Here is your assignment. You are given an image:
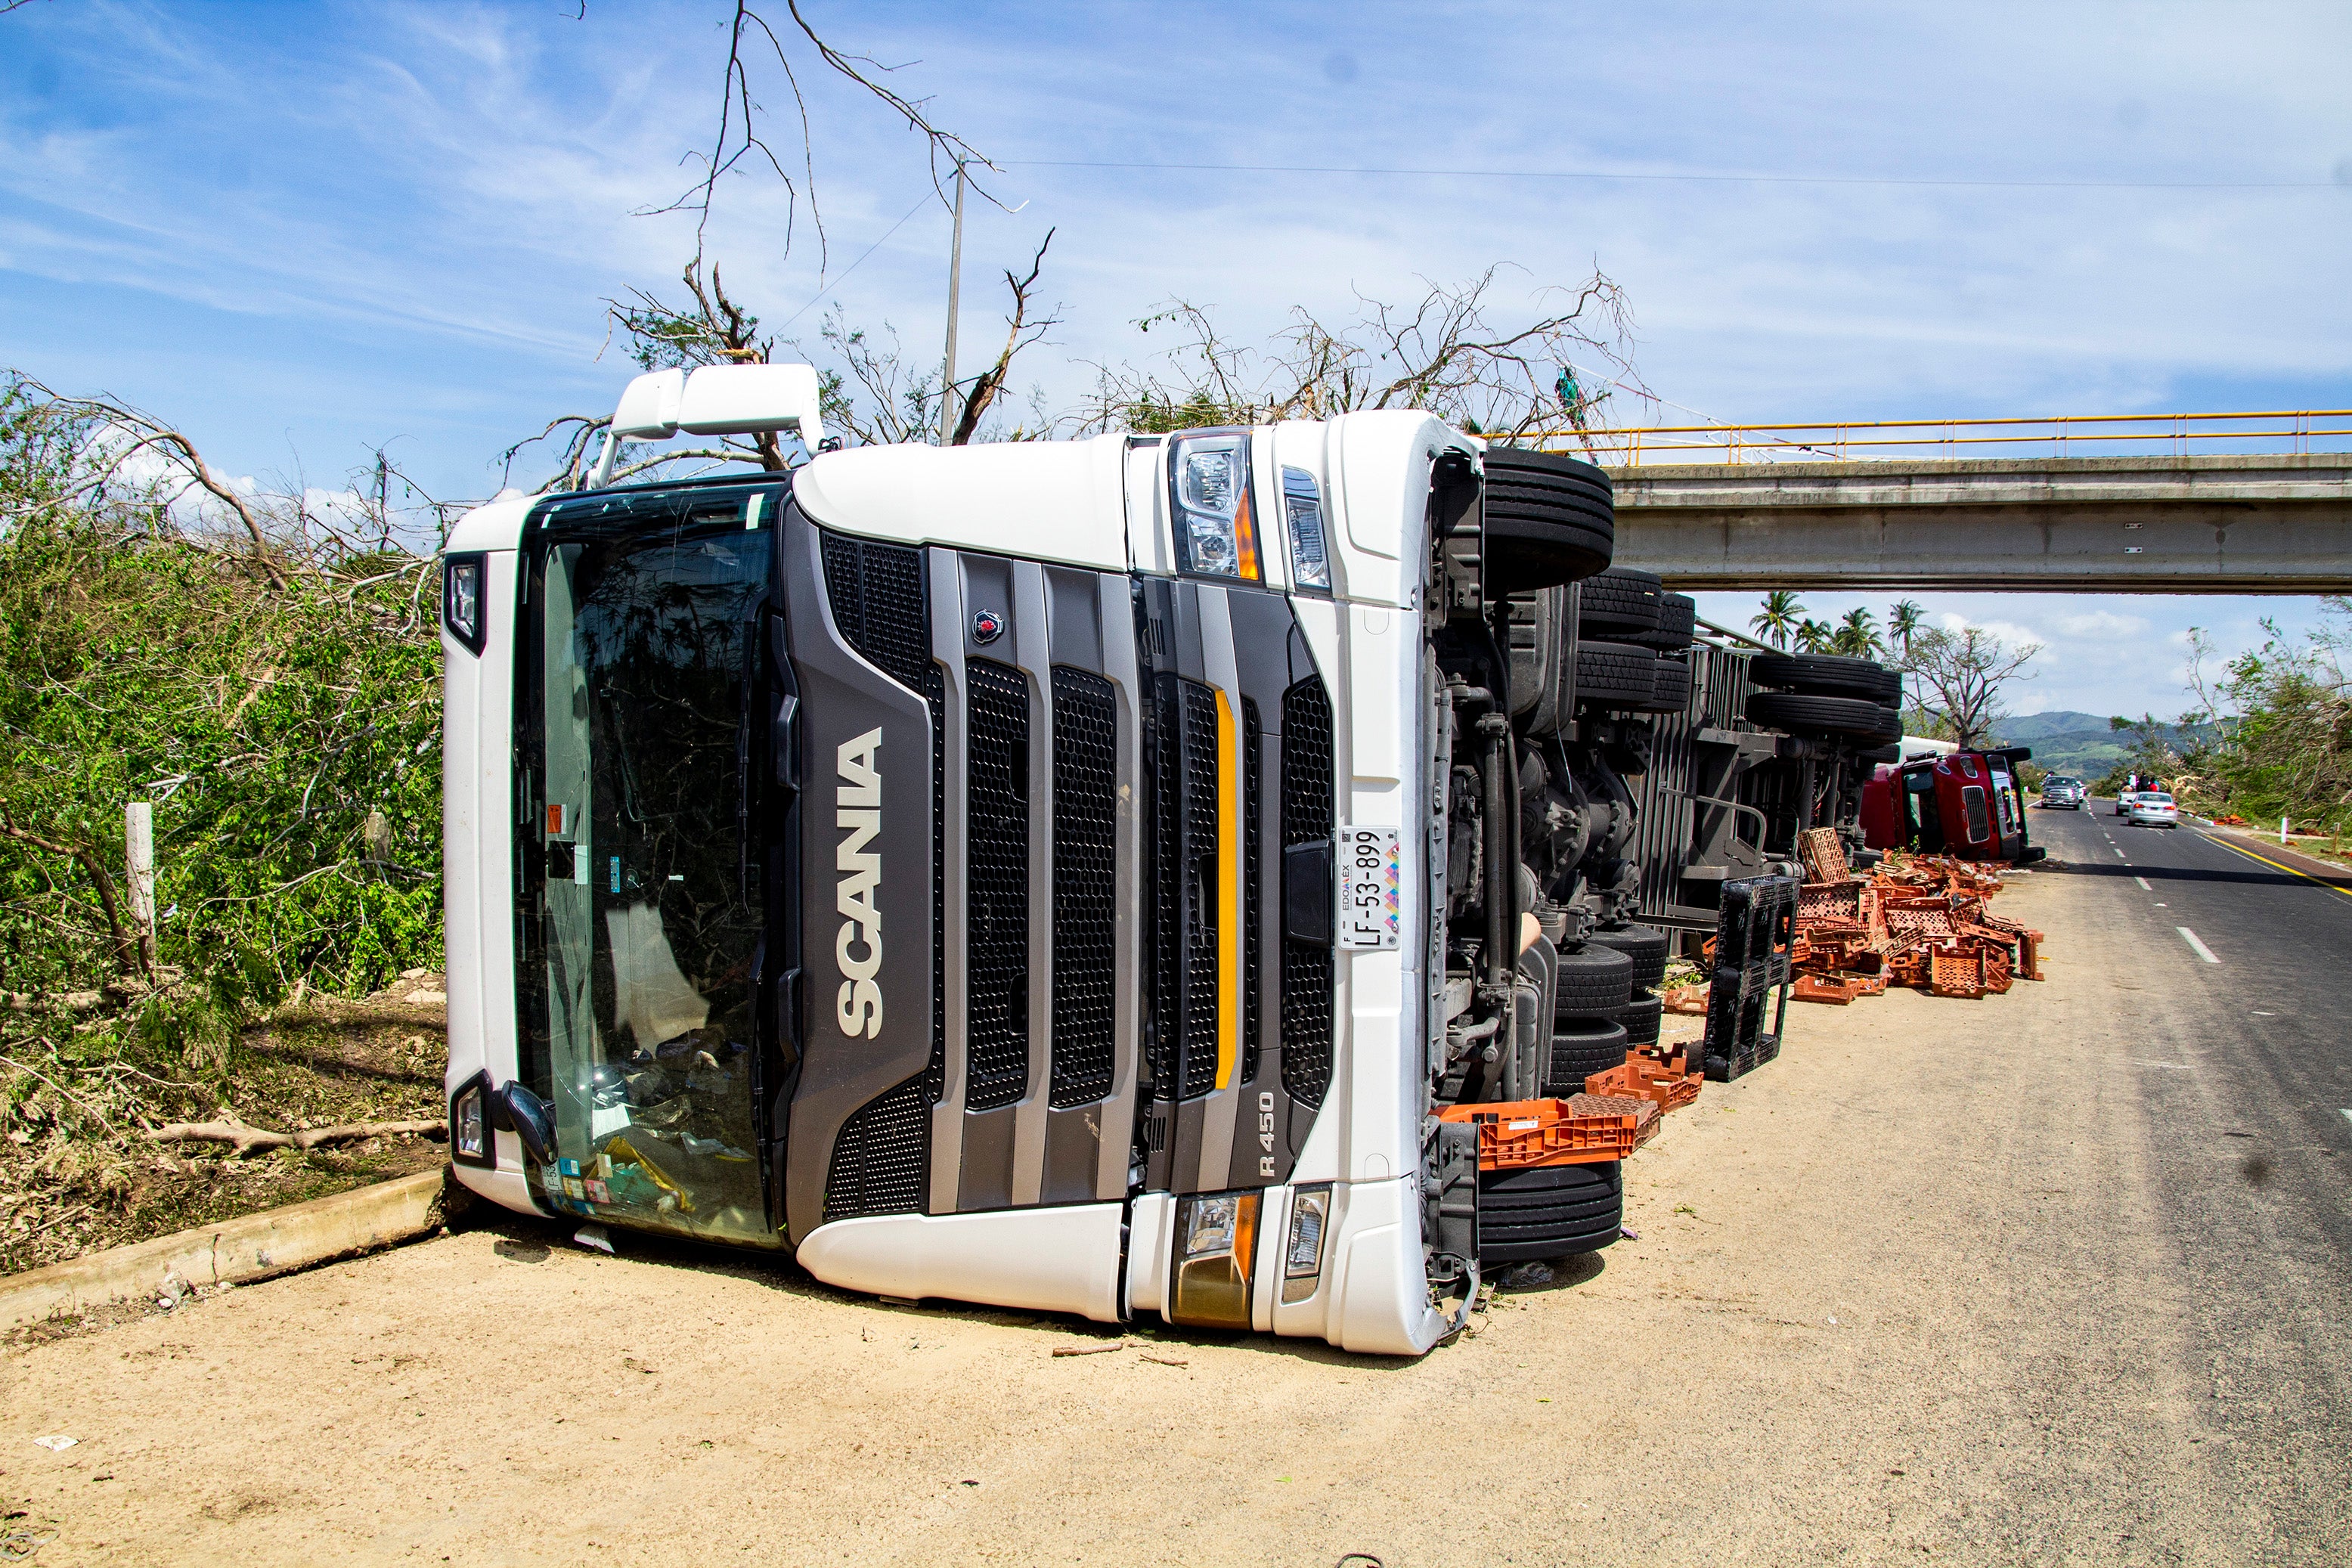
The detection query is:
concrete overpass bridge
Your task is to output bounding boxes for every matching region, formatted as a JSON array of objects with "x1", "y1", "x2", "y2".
[{"x1": 1551, "y1": 411, "x2": 2352, "y2": 593}]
